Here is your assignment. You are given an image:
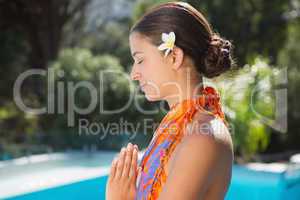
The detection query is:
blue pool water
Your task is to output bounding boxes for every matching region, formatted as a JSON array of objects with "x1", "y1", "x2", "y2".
[
  {"x1": 5, "y1": 176, "x2": 108, "y2": 200},
  {"x1": 225, "y1": 165, "x2": 300, "y2": 200},
  {"x1": 5, "y1": 165, "x2": 300, "y2": 200}
]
